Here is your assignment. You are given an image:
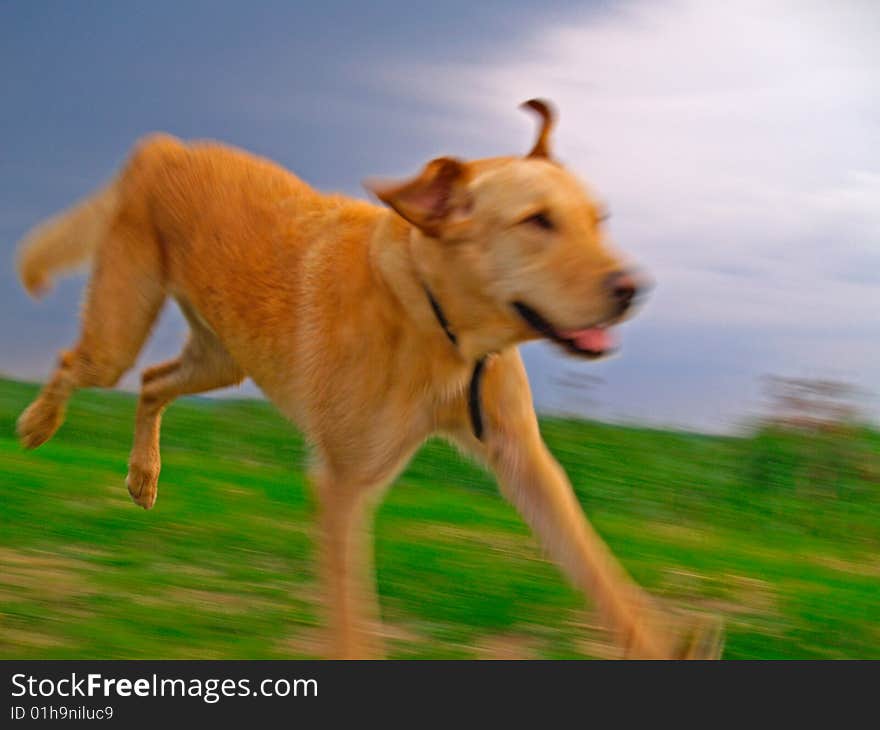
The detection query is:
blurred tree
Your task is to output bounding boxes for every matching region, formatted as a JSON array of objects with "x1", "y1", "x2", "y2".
[
  {"x1": 748, "y1": 375, "x2": 878, "y2": 501},
  {"x1": 760, "y1": 376, "x2": 862, "y2": 433}
]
